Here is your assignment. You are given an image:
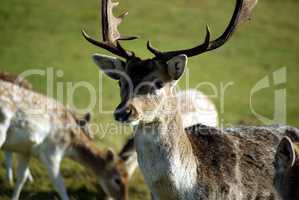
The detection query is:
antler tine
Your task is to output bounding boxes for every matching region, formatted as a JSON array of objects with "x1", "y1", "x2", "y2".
[
  {"x1": 82, "y1": 30, "x2": 132, "y2": 59},
  {"x1": 83, "y1": 0, "x2": 139, "y2": 60},
  {"x1": 102, "y1": 0, "x2": 138, "y2": 43},
  {"x1": 148, "y1": 0, "x2": 257, "y2": 60}
]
